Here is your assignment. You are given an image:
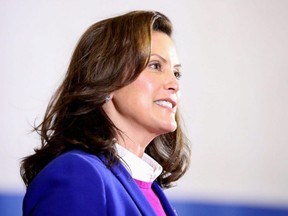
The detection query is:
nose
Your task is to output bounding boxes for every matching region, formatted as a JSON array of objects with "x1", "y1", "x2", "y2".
[{"x1": 164, "y1": 71, "x2": 180, "y2": 93}]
